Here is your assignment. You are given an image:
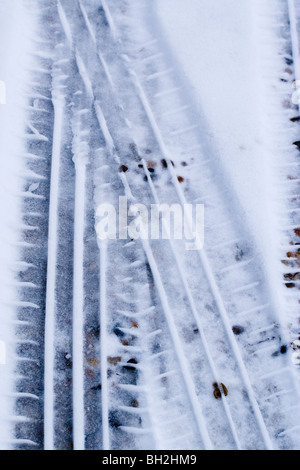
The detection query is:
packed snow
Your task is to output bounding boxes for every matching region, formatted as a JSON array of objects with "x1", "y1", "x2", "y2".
[
  {"x1": 0, "y1": 0, "x2": 37, "y2": 449},
  {"x1": 0, "y1": 0, "x2": 300, "y2": 450}
]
